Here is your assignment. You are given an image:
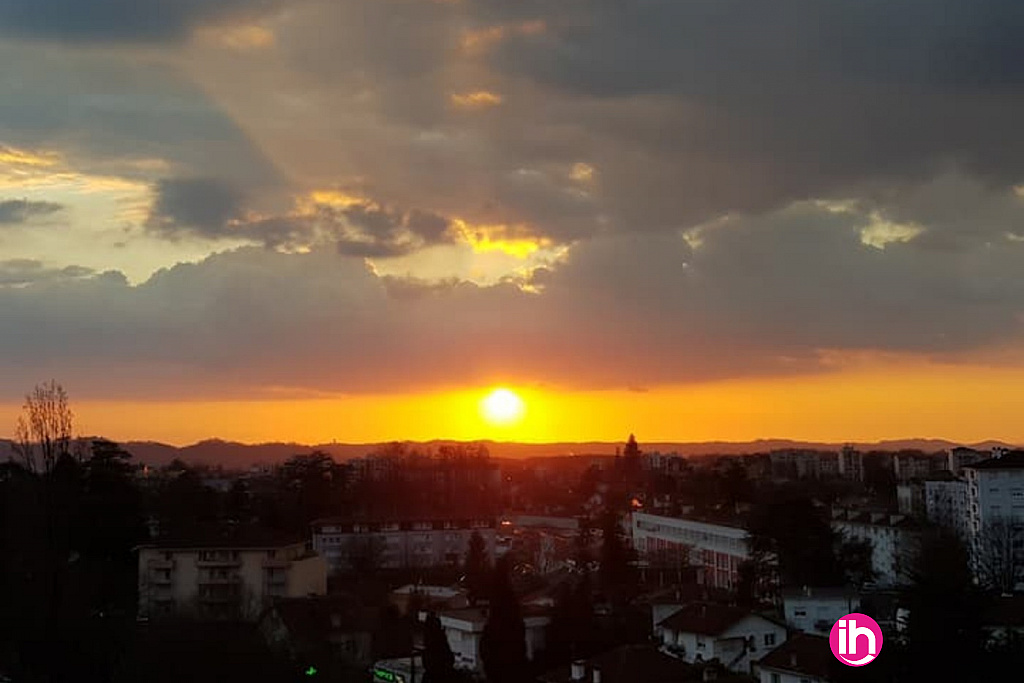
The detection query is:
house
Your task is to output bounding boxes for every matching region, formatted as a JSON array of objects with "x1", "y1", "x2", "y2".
[
  {"x1": 658, "y1": 602, "x2": 787, "y2": 673},
  {"x1": 756, "y1": 634, "x2": 833, "y2": 683},
  {"x1": 259, "y1": 595, "x2": 380, "y2": 672},
  {"x1": 438, "y1": 605, "x2": 550, "y2": 673},
  {"x1": 388, "y1": 584, "x2": 468, "y2": 616},
  {"x1": 137, "y1": 531, "x2": 327, "y2": 621},
  {"x1": 781, "y1": 587, "x2": 859, "y2": 636},
  {"x1": 538, "y1": 645, "x2": 695, "y2": 683}
]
